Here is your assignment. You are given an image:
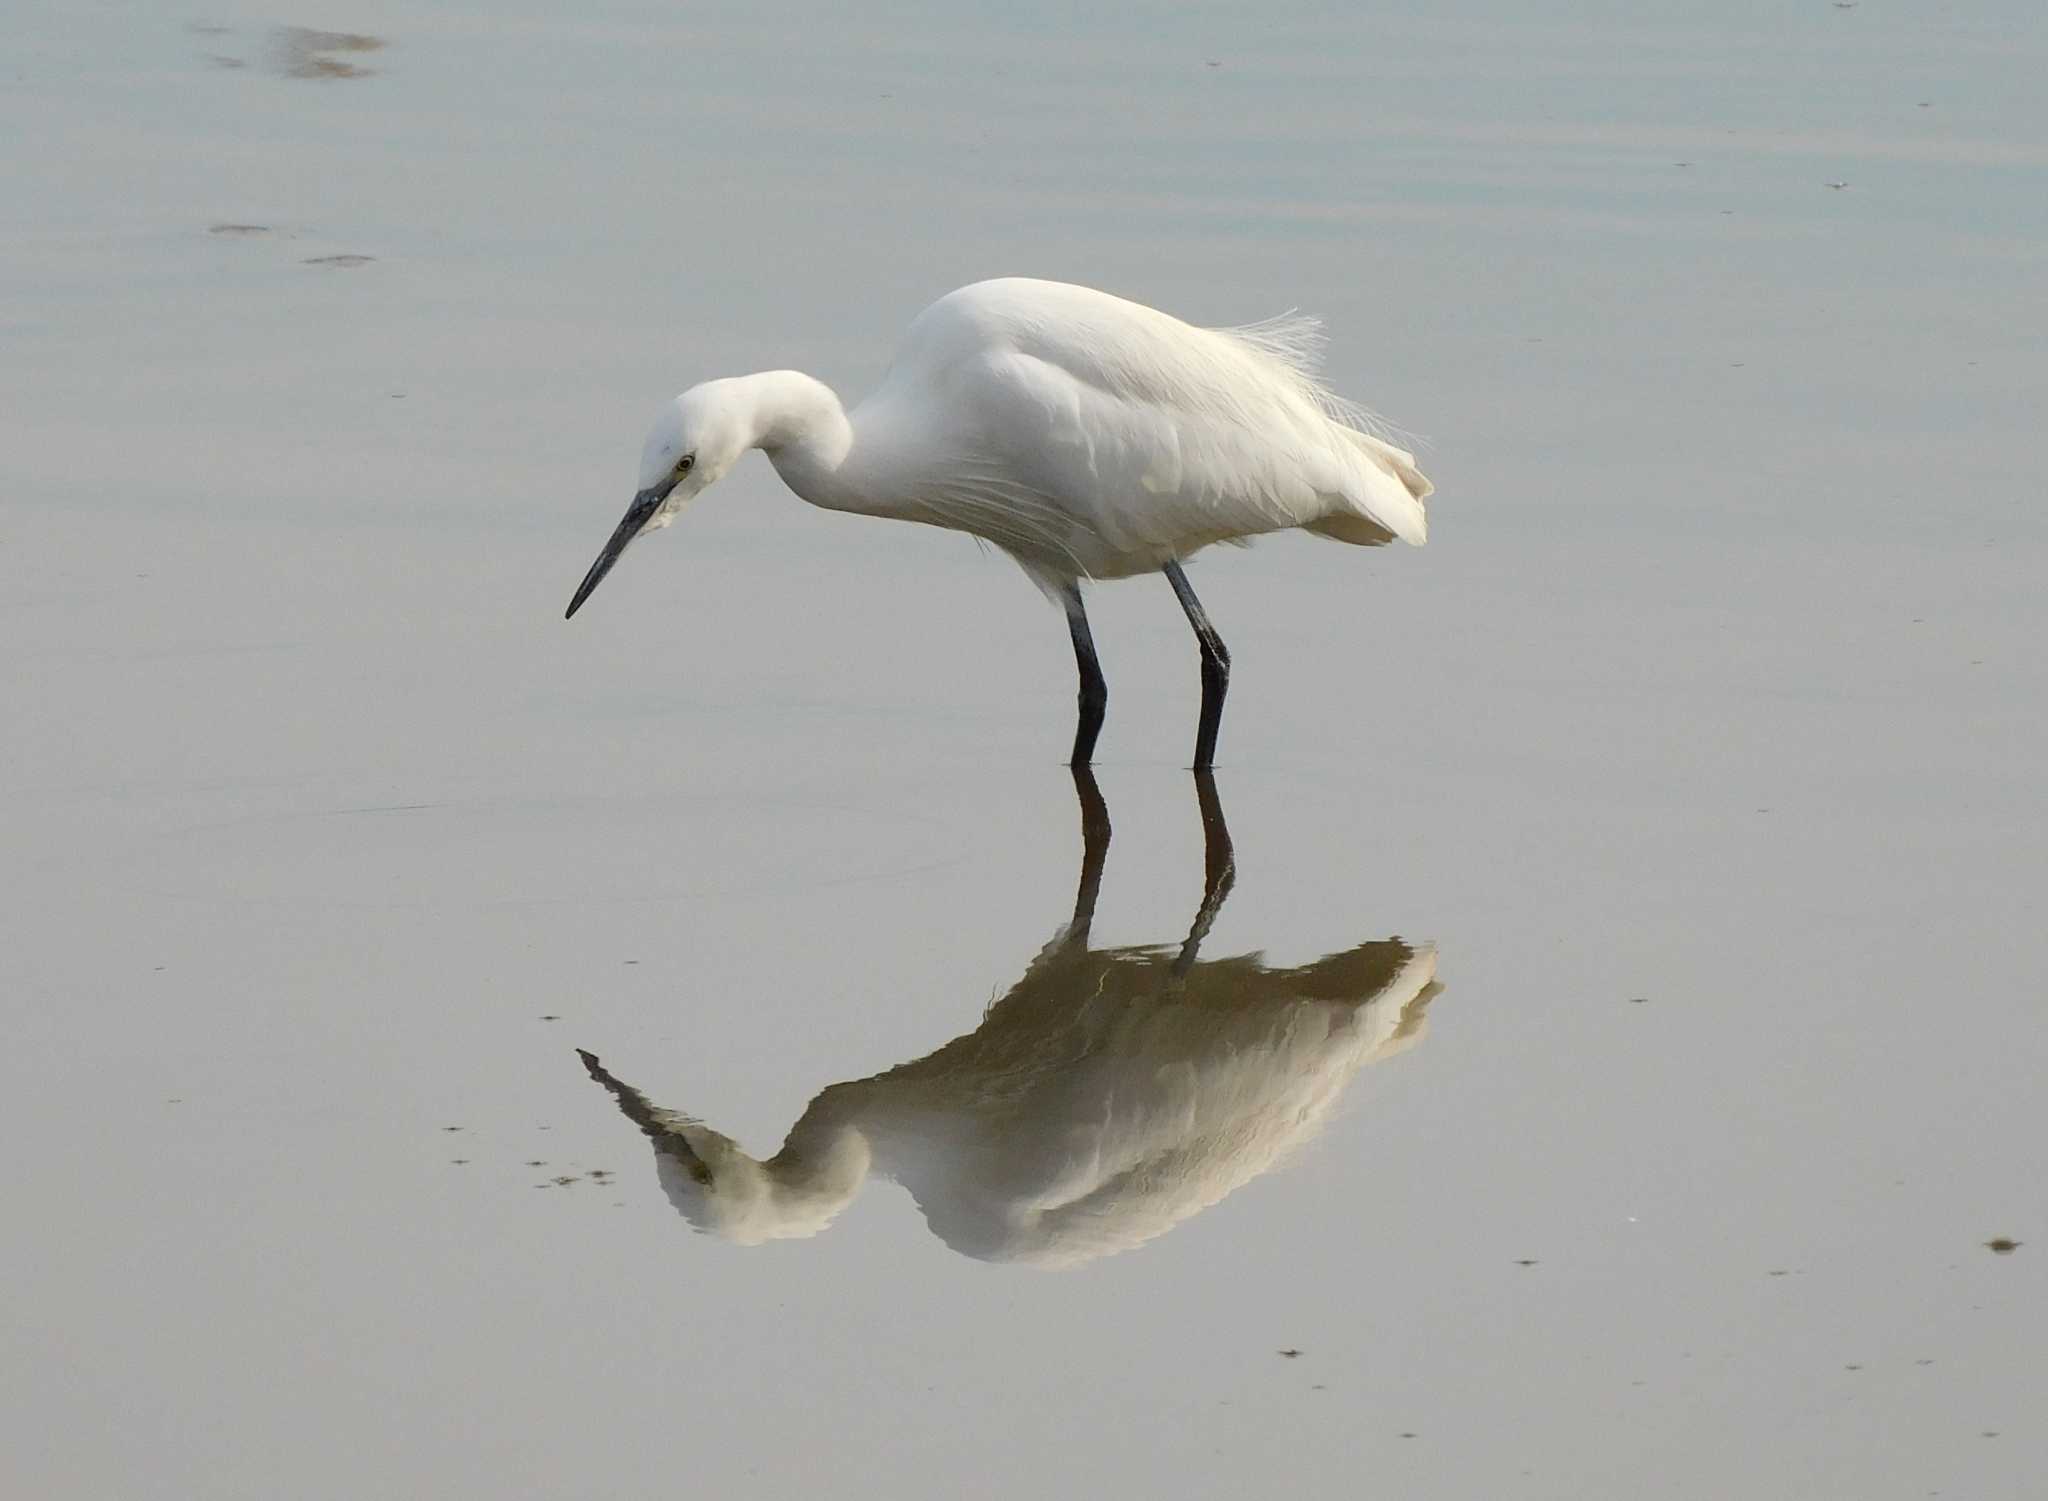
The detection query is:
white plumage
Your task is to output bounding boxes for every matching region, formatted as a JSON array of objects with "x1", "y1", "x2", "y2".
[
  {"x1": 567, "y1": 277, "x2": 1434, "y2": 766},
  {"x1": 825, "y1": 278, "x2": 1433, "y2": 581}
]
